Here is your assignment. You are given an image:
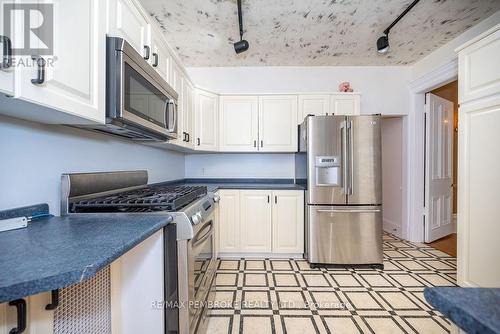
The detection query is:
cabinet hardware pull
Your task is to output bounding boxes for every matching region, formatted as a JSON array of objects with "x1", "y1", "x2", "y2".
[
  {"x1": 8, "y1": 298, "x2": 26, "y2": 334},
  {"x1": 143, "y1": 45, "x2": 150, "y2": 60},
  {"x1": 253, "y1": 140, "x2": 256, "y2": 148},
  {"x1": 31, "y1": 56, "x2": 46, "y2": 85},
  {"x1": 1, "y1": 35, "x2": 12, "y2": 69},
  {"x1": 267, "y1": 195, "x2": 270, "y2": 203},
  {"x1": 186, "y1": 133, "x2": 190, "y2": 142},
  {"x1": 275, "y1": 196, "x2": 277, "y2": 204},
  {"x1": 45, "y1": 289, "x2": 59, "y2": 310},
  {"x1": 197, "y1": 138, "x2": 200, "y2": 146},
  {"x1": 260, "y1": 140, "x2": 263, "y2": 147},
  {"x1": 152, "y1": 52, "x2": 159, "y2": 67},
  {"x1": 182, "y1": 132, "x2": 186, "y2": 142}
]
